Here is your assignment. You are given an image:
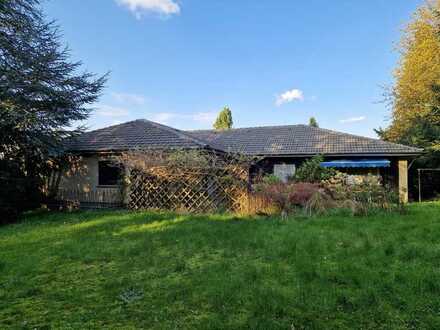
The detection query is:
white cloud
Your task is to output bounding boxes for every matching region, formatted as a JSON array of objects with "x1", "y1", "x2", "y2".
[
  {"x1": 276, "y1": 89, "x2": 304, "y2": 106},
  {"x1": 112, "y1": 92, "x2": 146, "y2": 105},
  {"x1": 116, "y1": 0, "x2": 180, "y2": 18},
  {"x1": 191, "y1": 112, "x2": 217, "y2": 124},
  {"x1": 339, "y1": 116, "x2": 366, "y2": 124},
  {"x1": 96, "y1": 105, "x2": 130, "y2": 117}
]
